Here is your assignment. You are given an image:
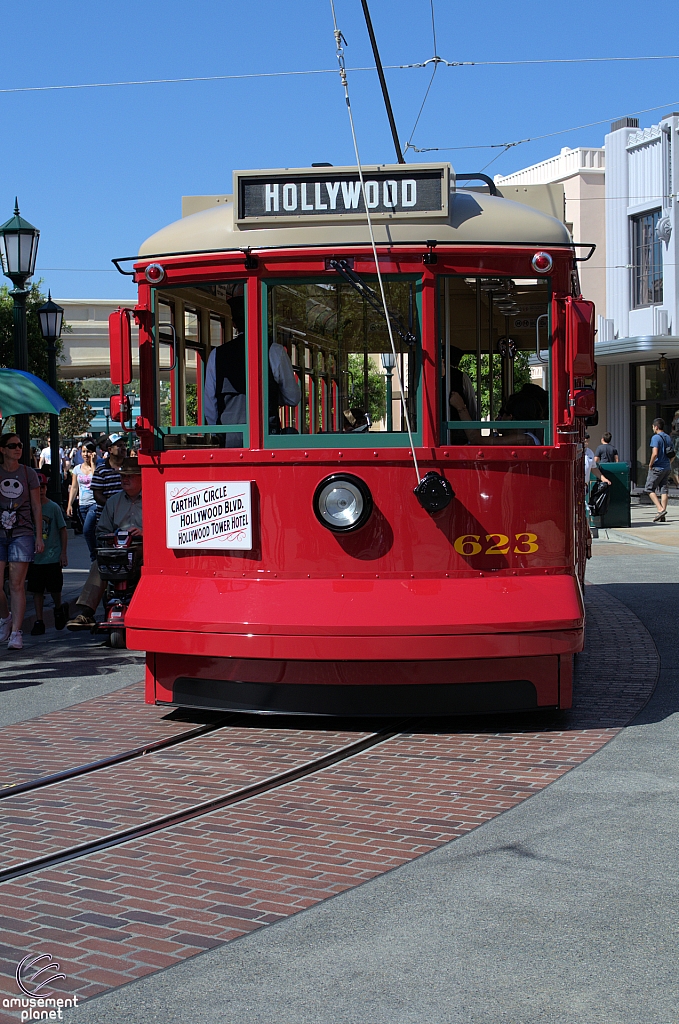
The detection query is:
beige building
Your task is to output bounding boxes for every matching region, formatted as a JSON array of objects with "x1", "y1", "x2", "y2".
[
  {"x1": 56, "y1": 299, "x2": 138, "y2": 379},
  {"x1": 495, "y1": 147, "x2": 608, "y2": 434}
]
